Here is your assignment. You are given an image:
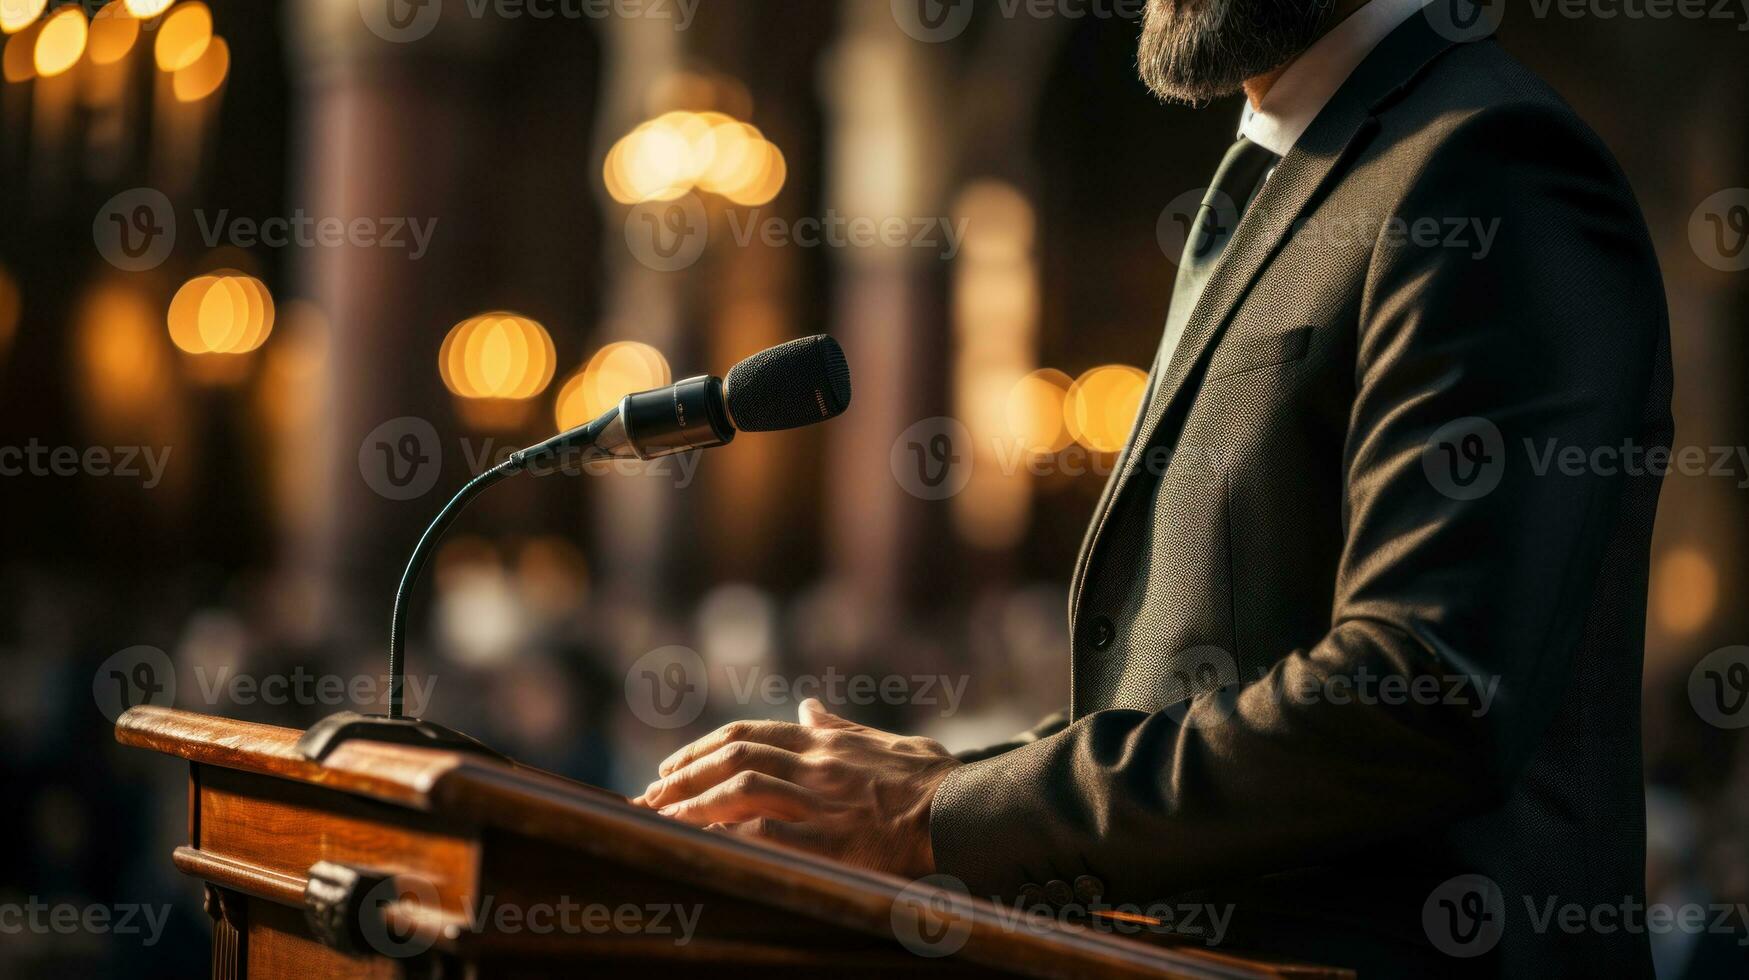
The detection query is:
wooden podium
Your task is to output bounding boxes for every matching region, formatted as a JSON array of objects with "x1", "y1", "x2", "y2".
[{"x1": 117, "y1": 706, "x2": 1349, "y2": 979}]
